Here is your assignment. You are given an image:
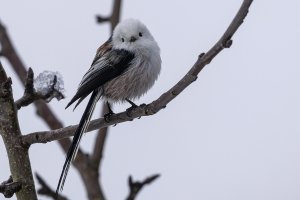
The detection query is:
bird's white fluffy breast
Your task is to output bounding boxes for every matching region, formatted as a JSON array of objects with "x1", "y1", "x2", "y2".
[{"x1": 102, "y1": 43, "x2": 161, "y2": 103}]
